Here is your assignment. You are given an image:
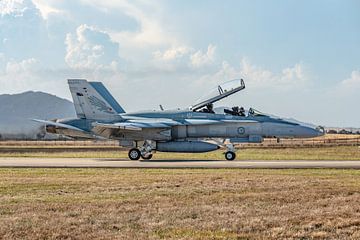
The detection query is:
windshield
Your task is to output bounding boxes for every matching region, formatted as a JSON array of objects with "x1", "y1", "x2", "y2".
[{"x1": 248, "y1": 108, "x2": 267, "y2": 117}]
